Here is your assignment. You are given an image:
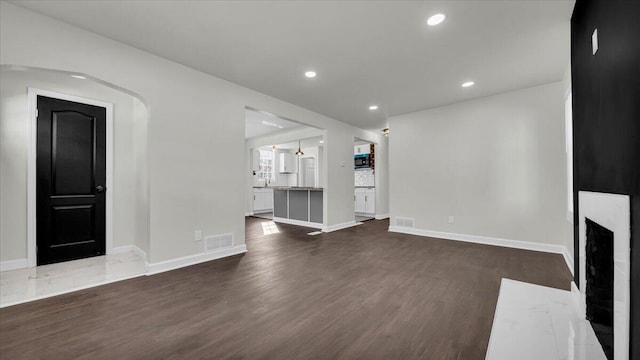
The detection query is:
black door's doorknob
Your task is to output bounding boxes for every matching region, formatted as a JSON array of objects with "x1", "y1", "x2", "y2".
[{"x1": 96, "y1": 185, "x2": 105, "y2": 193}]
